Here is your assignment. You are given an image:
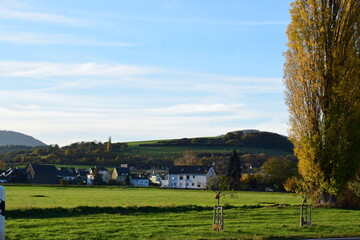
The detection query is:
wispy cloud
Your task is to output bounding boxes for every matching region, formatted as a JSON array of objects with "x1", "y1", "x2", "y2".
[
  {"x1": 0, "y1": 61, "x2": 162, "y2": 78},
  {"x1": 0, "y1": 31, "x2": 139, "y2": 46},
  {"x1": 0, "y1": 7, "x2": 87, "y2": 26},
  {"x1": 0, "y1": 1, "x2": 290, "y2": 146},
  {"x1": 0, "y1": 60, "x2": 284, "y2": 105},
  {"x1": 0, "y1": 101, "x2": 287, "y2": 146},
  {"x1": 0, "y1": 60, "x2": 284, "y2": 102},
  {"x1": 0, "y1": 60, "x2": 288, "y2": 145}
]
